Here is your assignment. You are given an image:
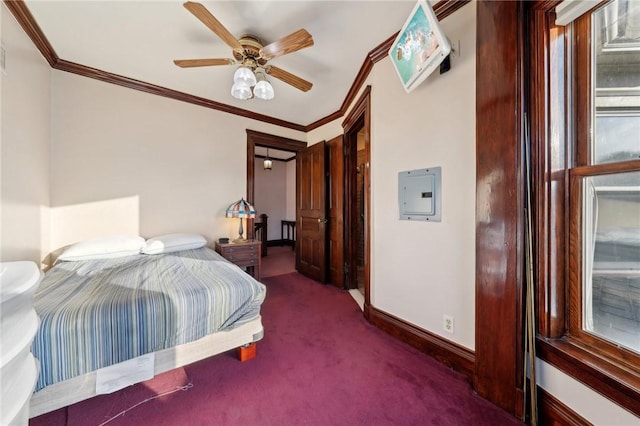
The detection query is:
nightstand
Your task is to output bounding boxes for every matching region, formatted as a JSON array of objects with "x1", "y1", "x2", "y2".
[{"x1": 214, "y1": 240, "x2": 261, "y2": 280}]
